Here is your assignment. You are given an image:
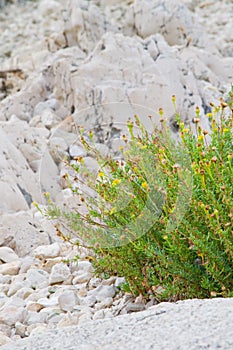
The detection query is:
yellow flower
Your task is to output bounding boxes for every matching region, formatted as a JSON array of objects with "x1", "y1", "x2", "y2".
[
  {"x1": 112, "y1": 179, "x2": 121, "y2": 186},
  {"x1": 141, "y1": 181, "x2": 149, "y2": 191},
  {"x1": 197, "y1": 134, "x2": 204, "y2": 141},
  {"x1": 182, "y1": 128, "x2": 189, "y2": 133},
  {"x1": 110, "y1": 207, "x2": 116, "y2": 215},
  {"x1": 98, "y1": 172, "x2": 105, "y2": 178}
]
